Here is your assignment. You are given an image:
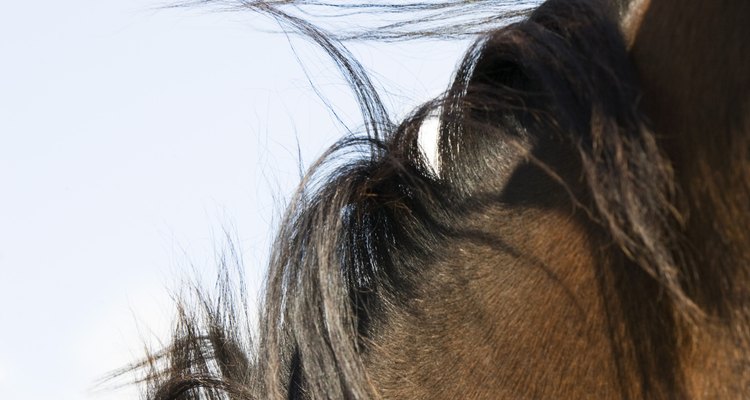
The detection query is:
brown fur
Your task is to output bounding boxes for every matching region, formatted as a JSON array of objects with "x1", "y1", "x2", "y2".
[{"x1": 626, "y1": 0, "x2": 750, "y2": 396}]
